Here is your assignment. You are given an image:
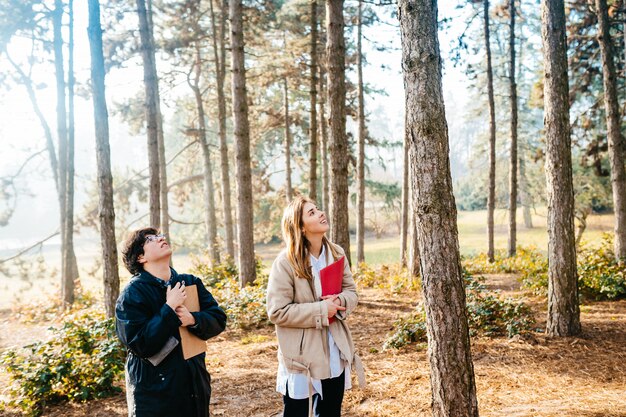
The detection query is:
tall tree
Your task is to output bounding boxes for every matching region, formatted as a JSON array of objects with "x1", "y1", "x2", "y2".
[
  {"x1": 541, "y1": 0, "x2": 581, "y2": 336},
  {"x1": 210, "y1": 0, "x2": 235, "y2": 259},
  {"x1": 508, "y1": 0, "x2": 518, "y2": 257},
  {"x1": 326, "y1": 0, "x2": 351, "y2": 263},
  {"x1": 309, "y1": 0, "x2": 319, "y2": 201},
  {"x1": 284, "y1": 76, "x2": 294, "y2": 201},
  {"x1": 484, "y1": 0, "x2": 497, "y2": 262},
  {"x1": 66, "y1": 0, "x2": 77, "y2": 285},
  {"x1": 399, "y1": 0, "x2": 479, "y2": 415},
  {"x1": 596, "y1": 0, "x2": 626, "y2": 261},
  {"x1": 356, "y1": 0, "x2": 366, "y2": 264},
  {"x1": 319, "y1": 64, "x2": 330, "y2": 213},
  {"x1": 136, "y1": 0, "x2": 161, "y2": 229},
  {"x1": 87, "y1": 0, "x2": 120, "y2": 318},
  {"x1": 230, "y1": 0, "x2": 257, "y2": 286},
  {"x1": 400, "y1": 135, "x2": 409, "y2": 267}
]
